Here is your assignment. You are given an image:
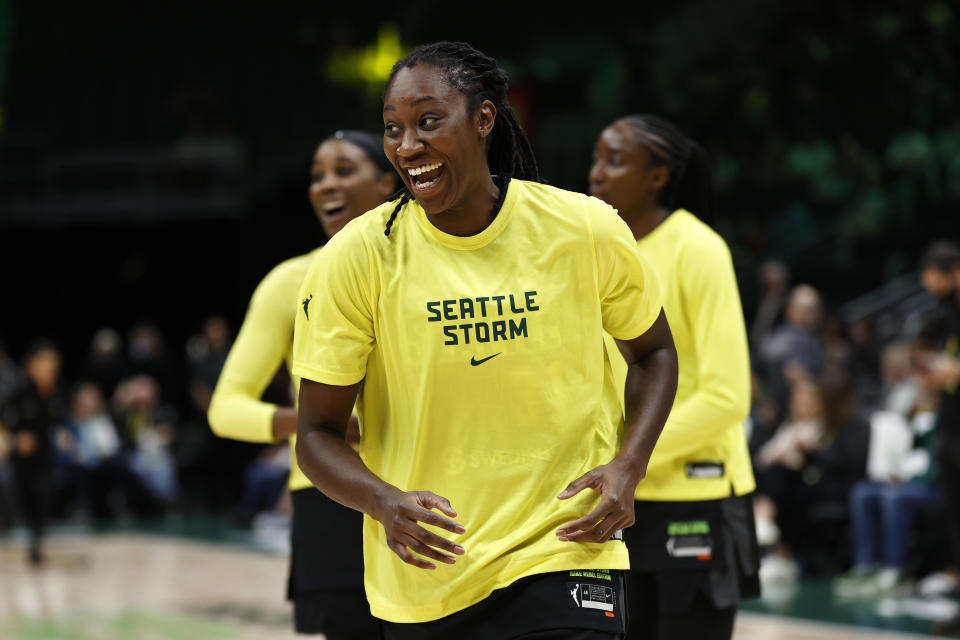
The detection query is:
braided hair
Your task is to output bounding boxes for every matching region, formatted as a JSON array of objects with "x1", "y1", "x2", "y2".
[
  {"x1": 382, "y1": 41, "x2": 541, "y2": 237},
  {"x1": 618, "y1": 115, "x2": 715, "y2": 226}
]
